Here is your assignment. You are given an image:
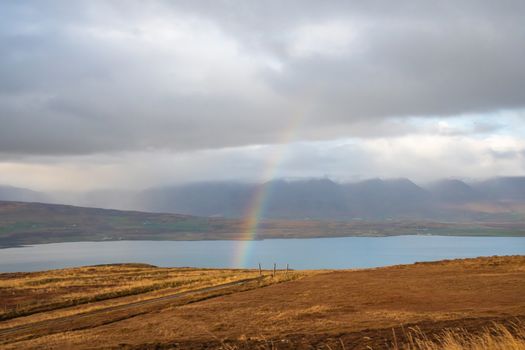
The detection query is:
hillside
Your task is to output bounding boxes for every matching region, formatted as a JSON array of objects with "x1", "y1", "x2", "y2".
[
  {"x1": 0, "y1": 201, "x2": 243, "y2": 247},
  {"x1": 3, "y1": 177, "x2": 525, "y2": 222},
  {"x1": 1, "y1": 200, "x2": 524, "y2": 248},
  {"x1": 0, "y1": 256, "x2": 523, "y2": 349}
]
